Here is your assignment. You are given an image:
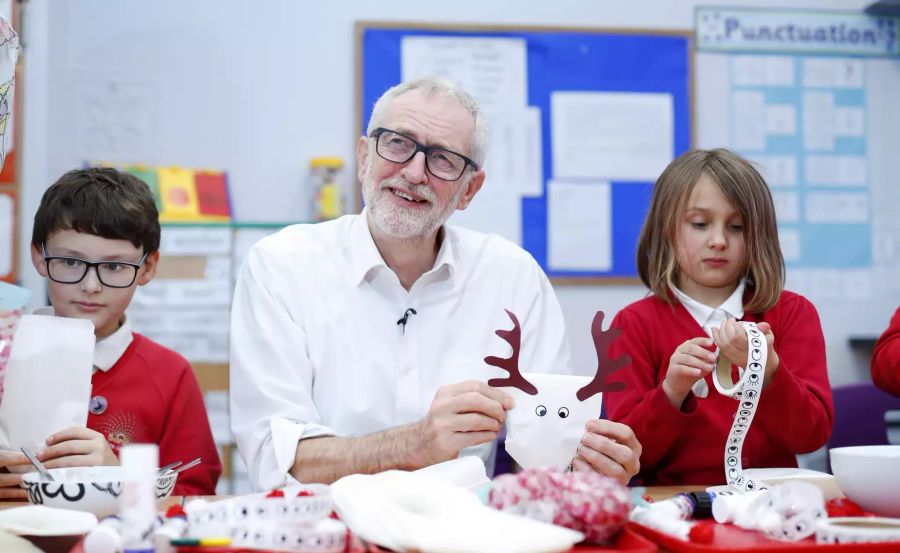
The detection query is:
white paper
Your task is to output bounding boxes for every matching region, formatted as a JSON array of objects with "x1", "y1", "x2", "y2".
[
  {"x1": 803, "y1": 58, "x2": 836, "y2": 88},
  {"x1": 401, "y1": 36, "x2": 527, "y2": 111},
  {"x1": 803, "y1": 92, "x2": 835, "y2": 151},
  {"x1": 483, "y1": 107, "x2": 543, "y2": 197},
  {"x1": 732, "y1": 56, "x2": 794, "y2": 87},
  {"x1": 835, "y1": 107, "x2": 865, "y2": 137},
  {"x1": 836, "y1": 59, "x2": 864, "y2": 88},
  {"x1": 0, "y1": 315, "x2": 94, "y2": 451},
  {"x1": 502, "y1": 373, "x2": 603, "y2": 471},
  {"x1": 451, "y1": 187, "x2": 521, "y2": 246},
  {"x1": 0, "y1": 194, "x2": 10, "y2": 277},
  {"x1": 551, "y1": 91, "x2": 673, "y2": 180},
  {"x1": 771, "y1": 191, "x2": 800, "y2": 224},
  {"x1": 805, "y1": 155, "x2": 867, "y2": 187},
  {"x1": 805, "y1": 192, "x2": 868, "y2": 224},
  {"x1": 764, "y1": 56, "x2": 795, "y2": 87},
  {"x1": 452, "y1": 107, "x2": 543, "y2": 245},
  {"x1": 803, "y1": 58, "x2": 864, "y2": 89},
  {"x1": 747, "y1": 155, "x2": 797, "y2": 187},
  {"x1": 548, "y1": 180, "x2": 611, "y2": 272},
  {"x1": 160, "y1": 227, "x2": 232, "y2": 255},
  {"x1": 733, "y1": 91, "x2": 766, "y2": 150},
  {"x1": 778, "y1": 228, "x2": 801, "y2": 262},
  {"x1": 732, "y1": 56, "x2": 766, "y2": 86},
  {"x1": 765, "y1": 104, "x2": 796, "y2": 135}
]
